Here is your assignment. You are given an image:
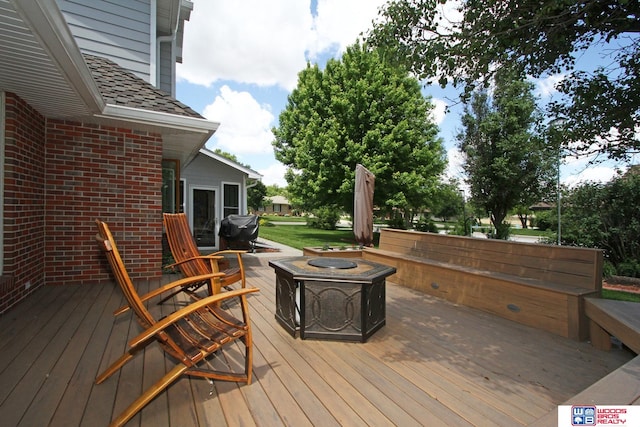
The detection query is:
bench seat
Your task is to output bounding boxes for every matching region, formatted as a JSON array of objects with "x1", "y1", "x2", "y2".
[
  {"x1": 528, "y1": 355, "x2": 640, "y2": 426},
  {"x1": 363, "y1": 229, "x2": 604, "y2": 340},
  {"x1": 586, "y1": 297, "x2": 640, "y2": 354}
]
